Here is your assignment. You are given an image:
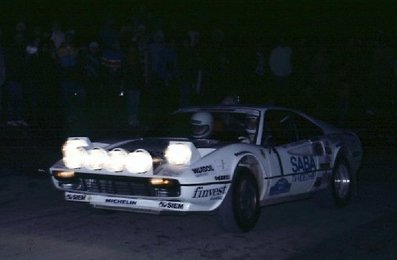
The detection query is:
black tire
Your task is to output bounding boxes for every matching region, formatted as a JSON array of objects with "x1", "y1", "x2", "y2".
[
  {"x1": 217, "y1": 168, "x2": 260, "y2": 232},
  {"x1": 317, "y1": 157, "x2": 354, "y2": 208}
]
